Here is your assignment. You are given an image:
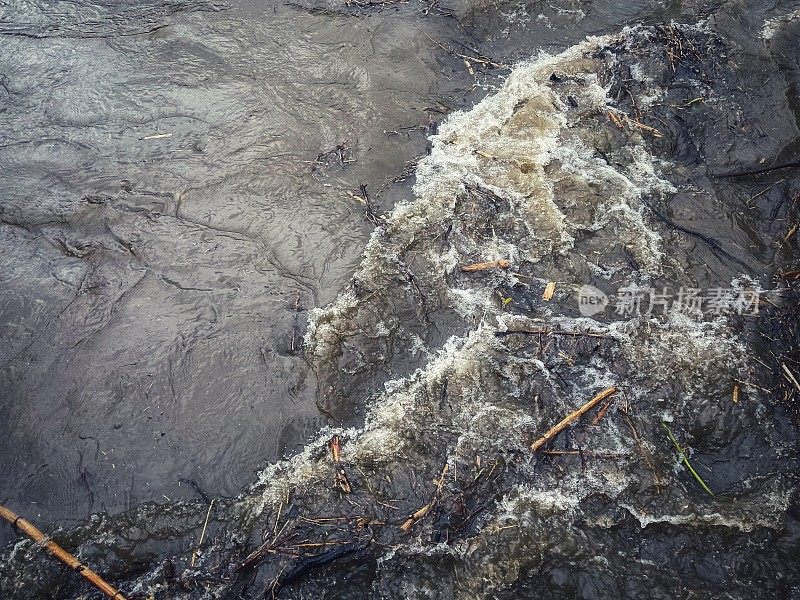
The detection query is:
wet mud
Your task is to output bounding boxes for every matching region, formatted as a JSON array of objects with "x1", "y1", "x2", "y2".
[{"x1": 1, "y1": 1, "x2": 799, "y2": 599}]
